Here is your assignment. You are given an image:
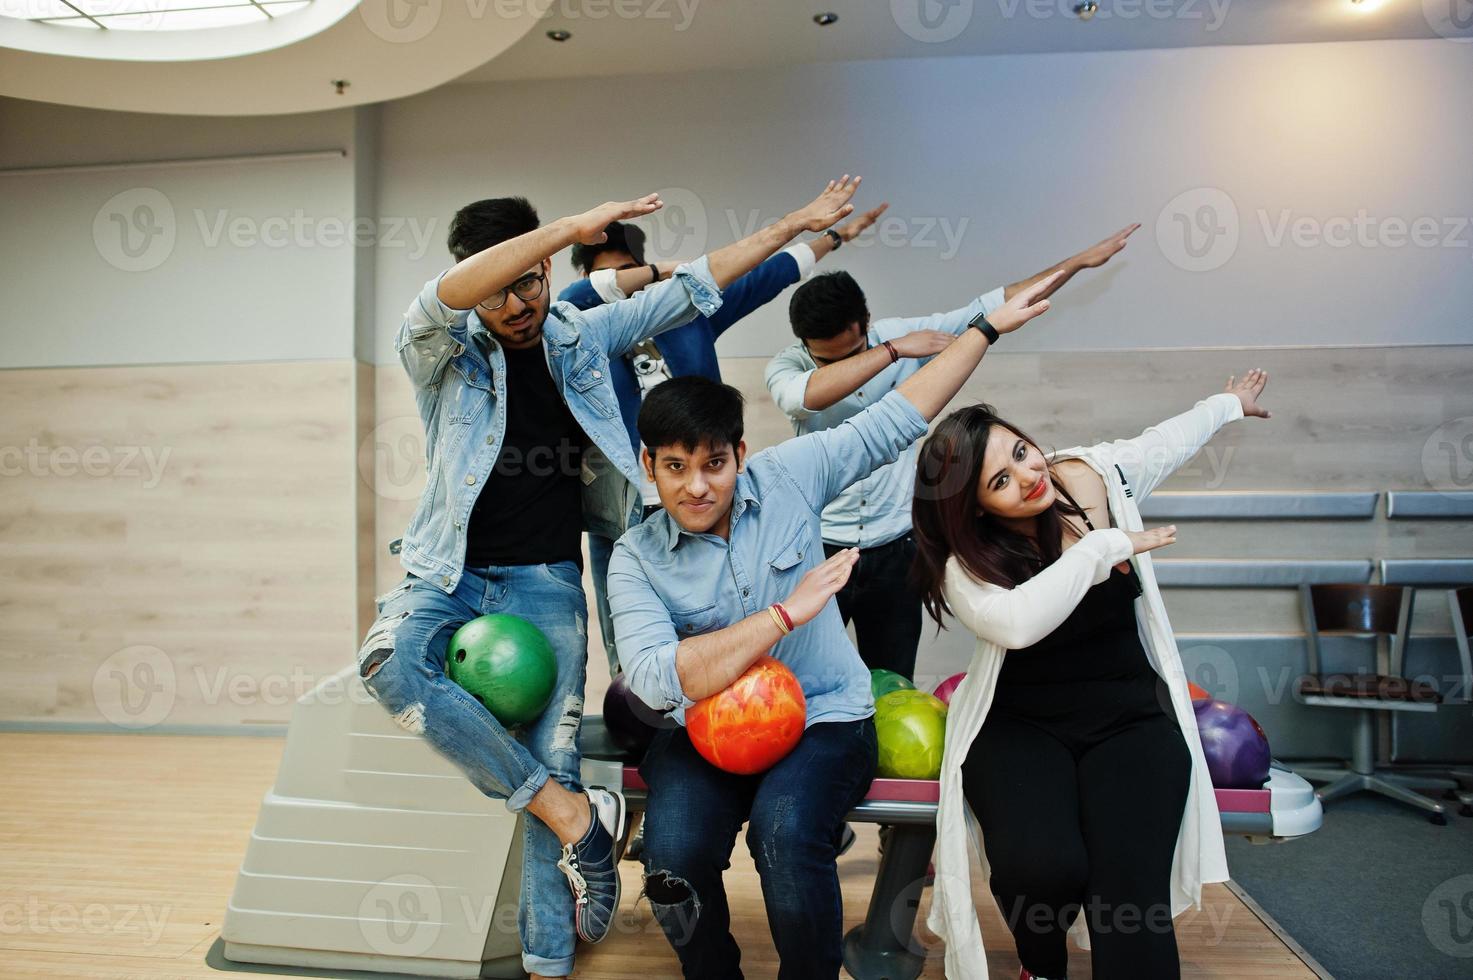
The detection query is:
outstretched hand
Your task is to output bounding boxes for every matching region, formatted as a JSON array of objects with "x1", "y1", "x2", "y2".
[
  {"x1": 568, "y1": 193, "x2": 664, "y2": 245},
  {"x1": 988, "y1": 269, "x2": 1064, "y2": 335},
  {"x1": 835, "y1": 202, "x2": 889, "y2": 243},
  {"x1": 792, "y1": 176, "x2": 861, "y2": 233},
  {"x1": 1073, "y1": 223, "x2": 1140, "y2": 269},
  {"x1": 783, "y1": 548, "x2": 858, "y2": 627},
  {"x1": 1226, "y1": 368, "x2": 1271, "y2": 419}
]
